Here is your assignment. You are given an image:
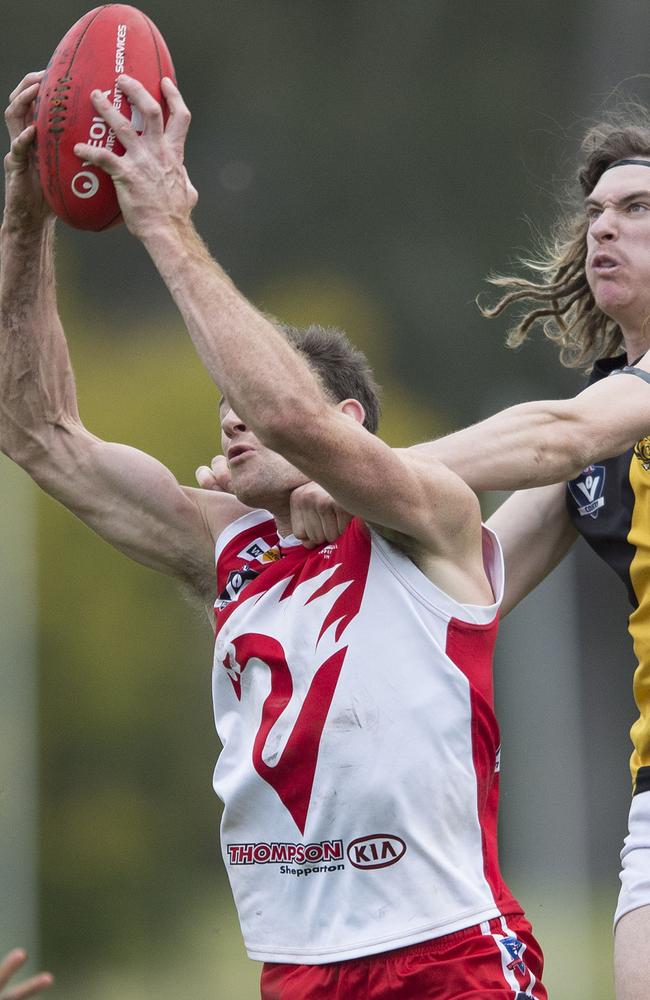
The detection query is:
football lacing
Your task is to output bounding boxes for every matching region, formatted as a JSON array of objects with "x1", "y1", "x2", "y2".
[{"x1": 47, "y1": 75, "x2": 72, "y2": 133}]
